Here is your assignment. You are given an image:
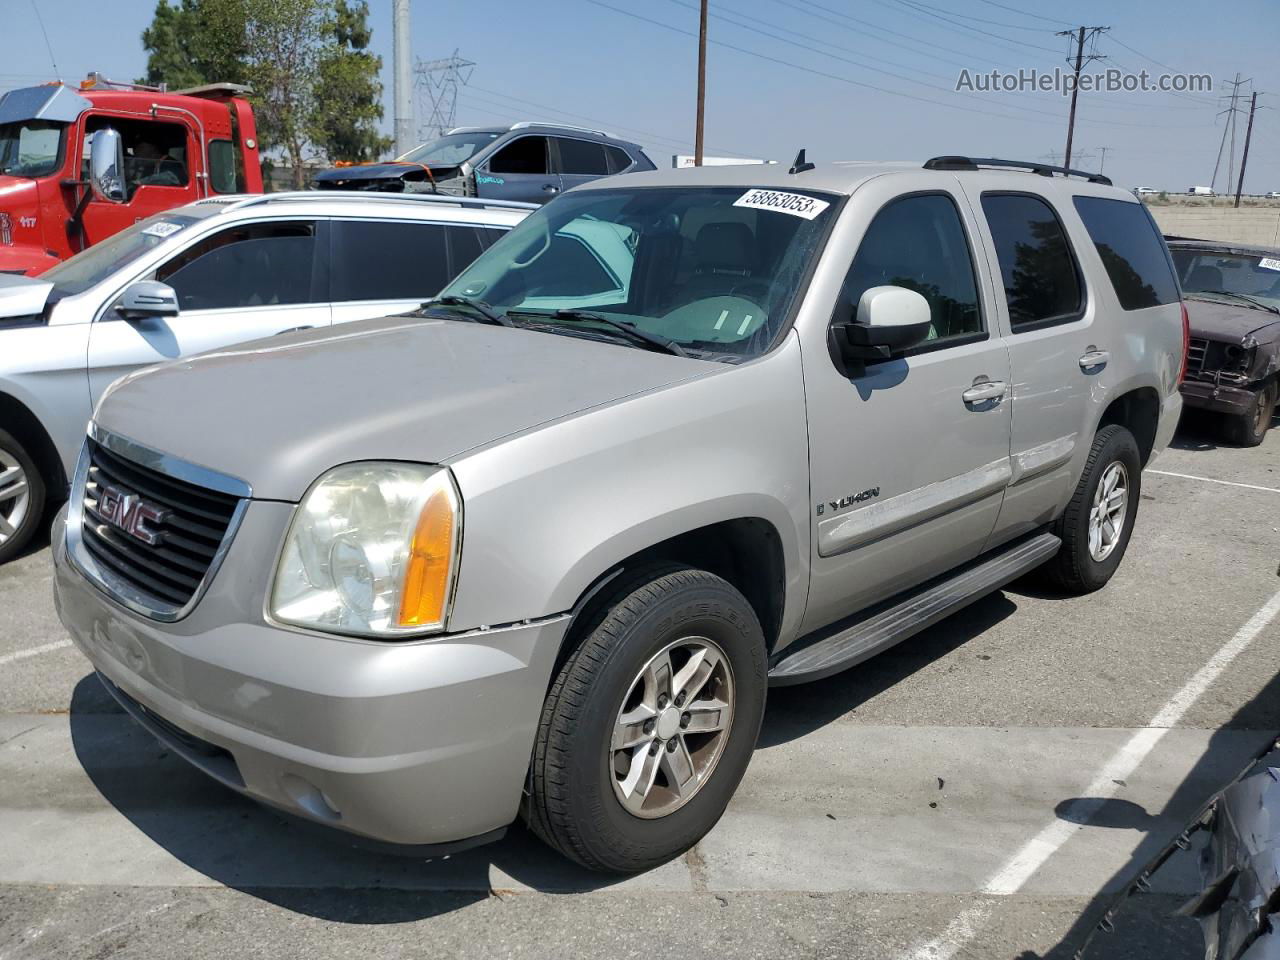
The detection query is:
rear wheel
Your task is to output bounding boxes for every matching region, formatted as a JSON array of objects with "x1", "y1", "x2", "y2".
[
  {"x1": 1223, "y1": 381, "x2": 1276, "y2": 447},
  {"x1": 0, "y1": 428, "x2": 45, "y2": 565},
  {"x1": 1040, "y1": 424, "x2": 1141, "y2": 594},
  {"x1": 524, "y1": 564, "x2": 767, "y2": 873}
]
